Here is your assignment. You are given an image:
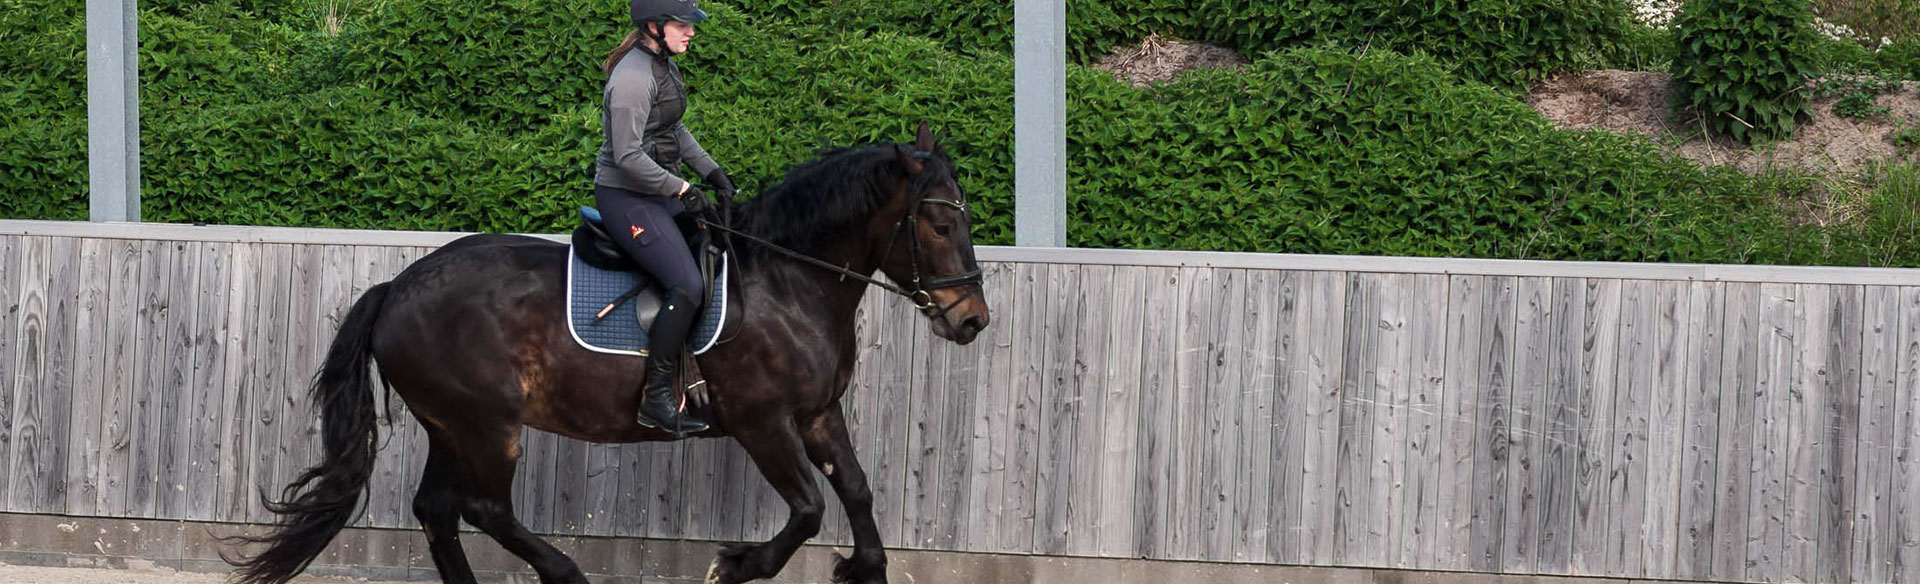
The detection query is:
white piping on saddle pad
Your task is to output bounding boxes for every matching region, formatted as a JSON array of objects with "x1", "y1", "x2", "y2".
[
  {"x1": 692, "y1": 251, "x2": 727, "y2": 356},
  {"x1": 565, "y1": 245, "x2": 648, "y2": 358},
  {"x1": 564, "y1": 243, "x2": 730, "y2": 358}
]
